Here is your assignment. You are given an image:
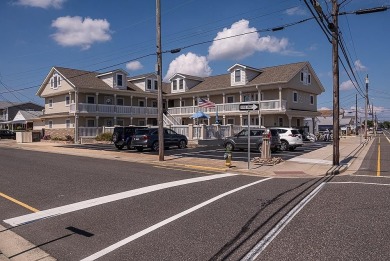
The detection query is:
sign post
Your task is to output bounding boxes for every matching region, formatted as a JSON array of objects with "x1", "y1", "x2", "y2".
[{"x1": 239, "y1": 103, "x2": 260, "y2": 169}]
